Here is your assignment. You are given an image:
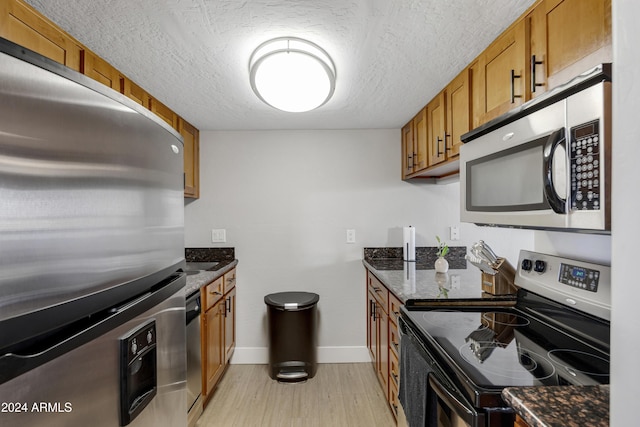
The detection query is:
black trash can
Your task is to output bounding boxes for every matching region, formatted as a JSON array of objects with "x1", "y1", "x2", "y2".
[{"x1": 264, "y1": 291, "x2": 319, "y2": 382}]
